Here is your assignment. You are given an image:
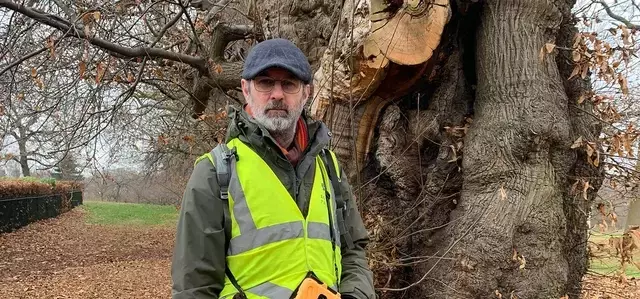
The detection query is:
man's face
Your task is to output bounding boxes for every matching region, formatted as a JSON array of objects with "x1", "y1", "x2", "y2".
[{"x1": 241, "y1": 68, "x2": 310, "y2": 133}]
